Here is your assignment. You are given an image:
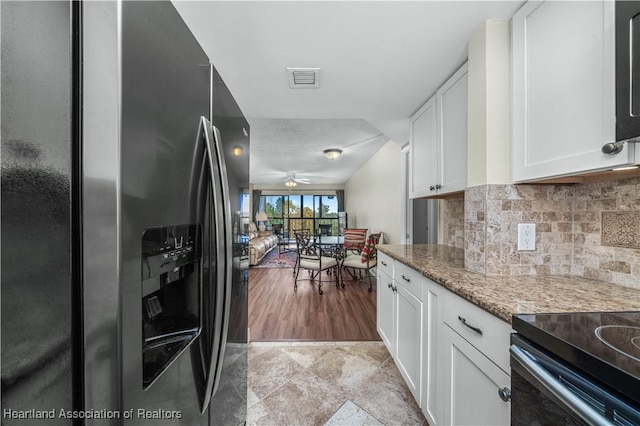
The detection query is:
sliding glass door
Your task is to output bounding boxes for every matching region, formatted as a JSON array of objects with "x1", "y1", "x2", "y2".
[{"x1": 261, "y1": 194, "x2": 339, "y2": 237}]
